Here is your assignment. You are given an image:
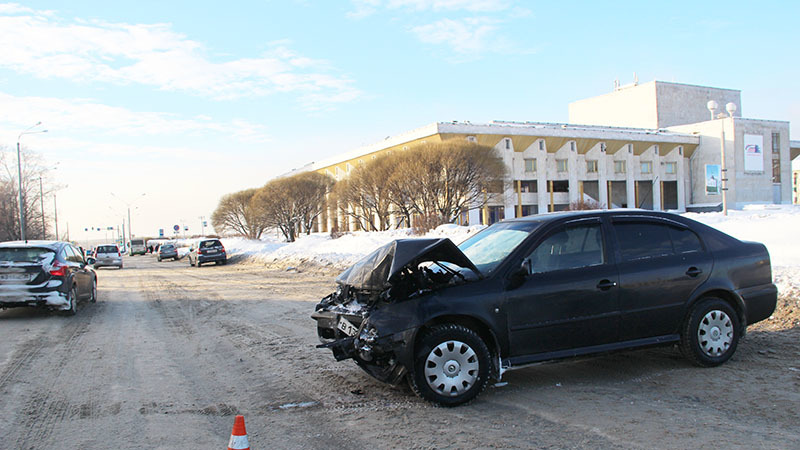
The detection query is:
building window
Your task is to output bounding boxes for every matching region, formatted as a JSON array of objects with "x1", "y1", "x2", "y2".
[
  {"x1": 487, "y1": 180, "x2": 504, "y2": 193},
  {"x1": 520, "y1": 205, "x2": 537, "y2": 216},
  {"x1": 550, "y1": 181, "x2": 569, "y2": 193},
  {"x1": 640, "y1": 161, "x2": 652, "y2": 174},
  {"x1": 665, "y1": 162, "x2": 677, "y2": 174},
  {"x1": 487, "y1": 206, "x2": 504, "y2": 225},
  {"x1": 346, "y1": 163, "x2": 353, "y2": 173},
  {"x1": 505, "y1": 138, "x2": 511, "y2": 149},
  {"x1": 570, "y1": 141, "x2": 576, "y2": 151},
  {"x1": 586, "y1": 160, "x2": 598, "y2": 173},
  {"x1": 519, "y1": 180, "x2": 537, "y2": 193},
  {"x1": 614, "y1": 160, "x2": 626, "y2": 174},
  {"x1": 772, "y1": 132, "x2": 781, "y2": 183},
  {"x1": 524, "y1": 158, "x2": 536, "y2": 173},
  {"x1": 556, "y1": 159, "x2": 568, "y2": 172},
  {"x1": 467, "y1": 136, "x2": 477, "y2": 143},
  {"x1": 539, "y1": 140, "x2": 544, "y2": 151}
]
